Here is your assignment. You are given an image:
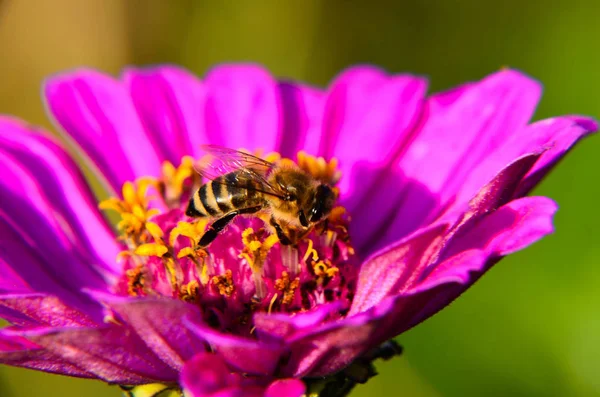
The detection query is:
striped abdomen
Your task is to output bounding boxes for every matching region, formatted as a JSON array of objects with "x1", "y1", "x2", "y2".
[{"x1": 185, "y1": 171, "x2": 265, "y2": 218}]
